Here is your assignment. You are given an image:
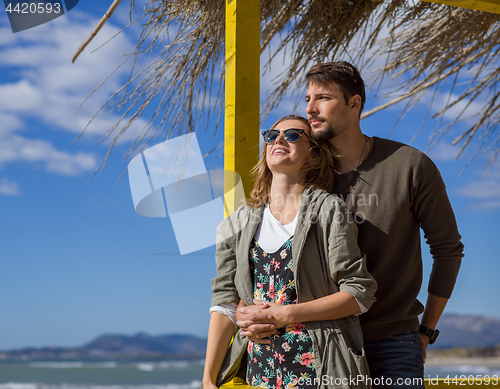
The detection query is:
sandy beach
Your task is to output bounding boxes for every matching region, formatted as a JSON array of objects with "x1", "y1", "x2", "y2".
[{"x1": 426, "y1": 356, "x2": 500, "y2": 369}]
